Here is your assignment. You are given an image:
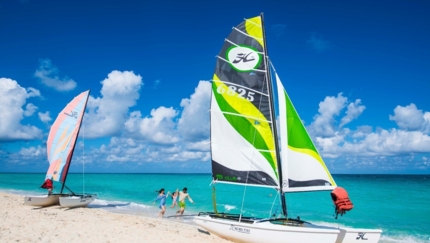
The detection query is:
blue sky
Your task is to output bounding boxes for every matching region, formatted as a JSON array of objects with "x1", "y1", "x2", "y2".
[{"x1": 1, "y1": 0, "x2": 429, "y2": 174}]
